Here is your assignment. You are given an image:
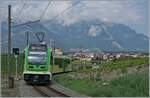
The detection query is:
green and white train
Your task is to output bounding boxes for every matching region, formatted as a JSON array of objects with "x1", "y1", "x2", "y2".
[{"x1": 23, "y1": 43, "x2": 52, "y2": 84}]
